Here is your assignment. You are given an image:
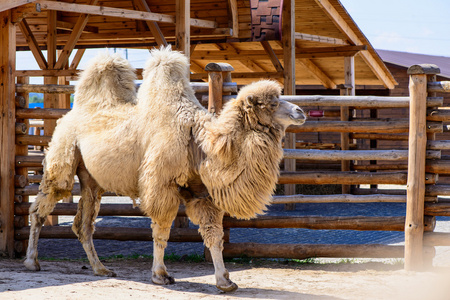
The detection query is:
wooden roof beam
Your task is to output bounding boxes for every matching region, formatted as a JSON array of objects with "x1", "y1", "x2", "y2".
[
  {"x1": 261, "y1": 41, "x2": 284, "y2": 72},
  {"x1": 191, "y1": 49, "x2": 368, "y2": 60},
  {"x1": 56, "y1": 20, "x2": 98, "y2": 33},
  {"x1": 297, "y1": 45, "x2": 367, "y2": 54},
  {"x1": 0, "y1": 0, "x2": 37, "y2": 13},
  {"x1": 69, "y1": 49, "x2": 85, "y2": 70},
  {"x1": 35, "y1": 0, "x2": 218, "y2": 29},
  {"x1": 54, "y1": 0, "x2": 99, "y2": 70},
  {"x1": 18, "y1": 18, "x2": 47, "y2": 69},
  {"x1": 313, "y1": 0, "x2": 396, "y2": 89},
  {"x1": 297, "y1": 58, "x2": 336, "y2": 89},
  {"x1": 227, "y1": 0, "x2": 238, "y2": 38},
  {"x1": 132, "y1": 0, "x2": 167, "y2": 47},
  {"x1": 295, "y1": 32, "x2": 348, "y2": 45}
]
